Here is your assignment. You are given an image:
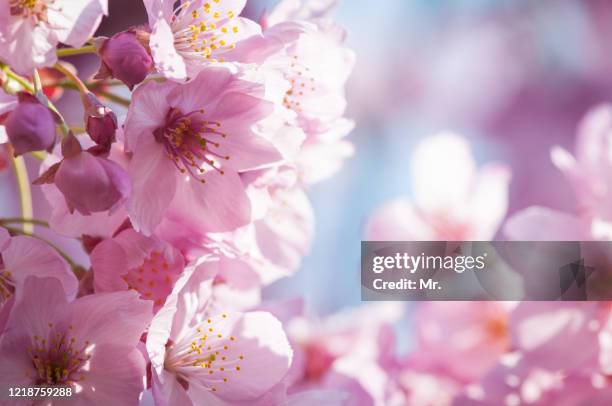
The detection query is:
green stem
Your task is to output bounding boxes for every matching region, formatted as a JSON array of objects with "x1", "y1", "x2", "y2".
[
  {"x1": 97, "y1": 90, "x2": 131, "y2": 107},
  {"x1": 56, "y1": 45, "x2": 96, "y2": 58},
  {"x1": 0, "y1": 217, "x2": 49, "y2": 227},
  {"x1": 1, "y1": 65, "x2": 34, "y2": 92},
  {"x1": 9, "y1": 154, "x2": 34, "y2": 234},
  {"x1": 30, "y1": 151, "x2": 46, "y2": 161}
]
